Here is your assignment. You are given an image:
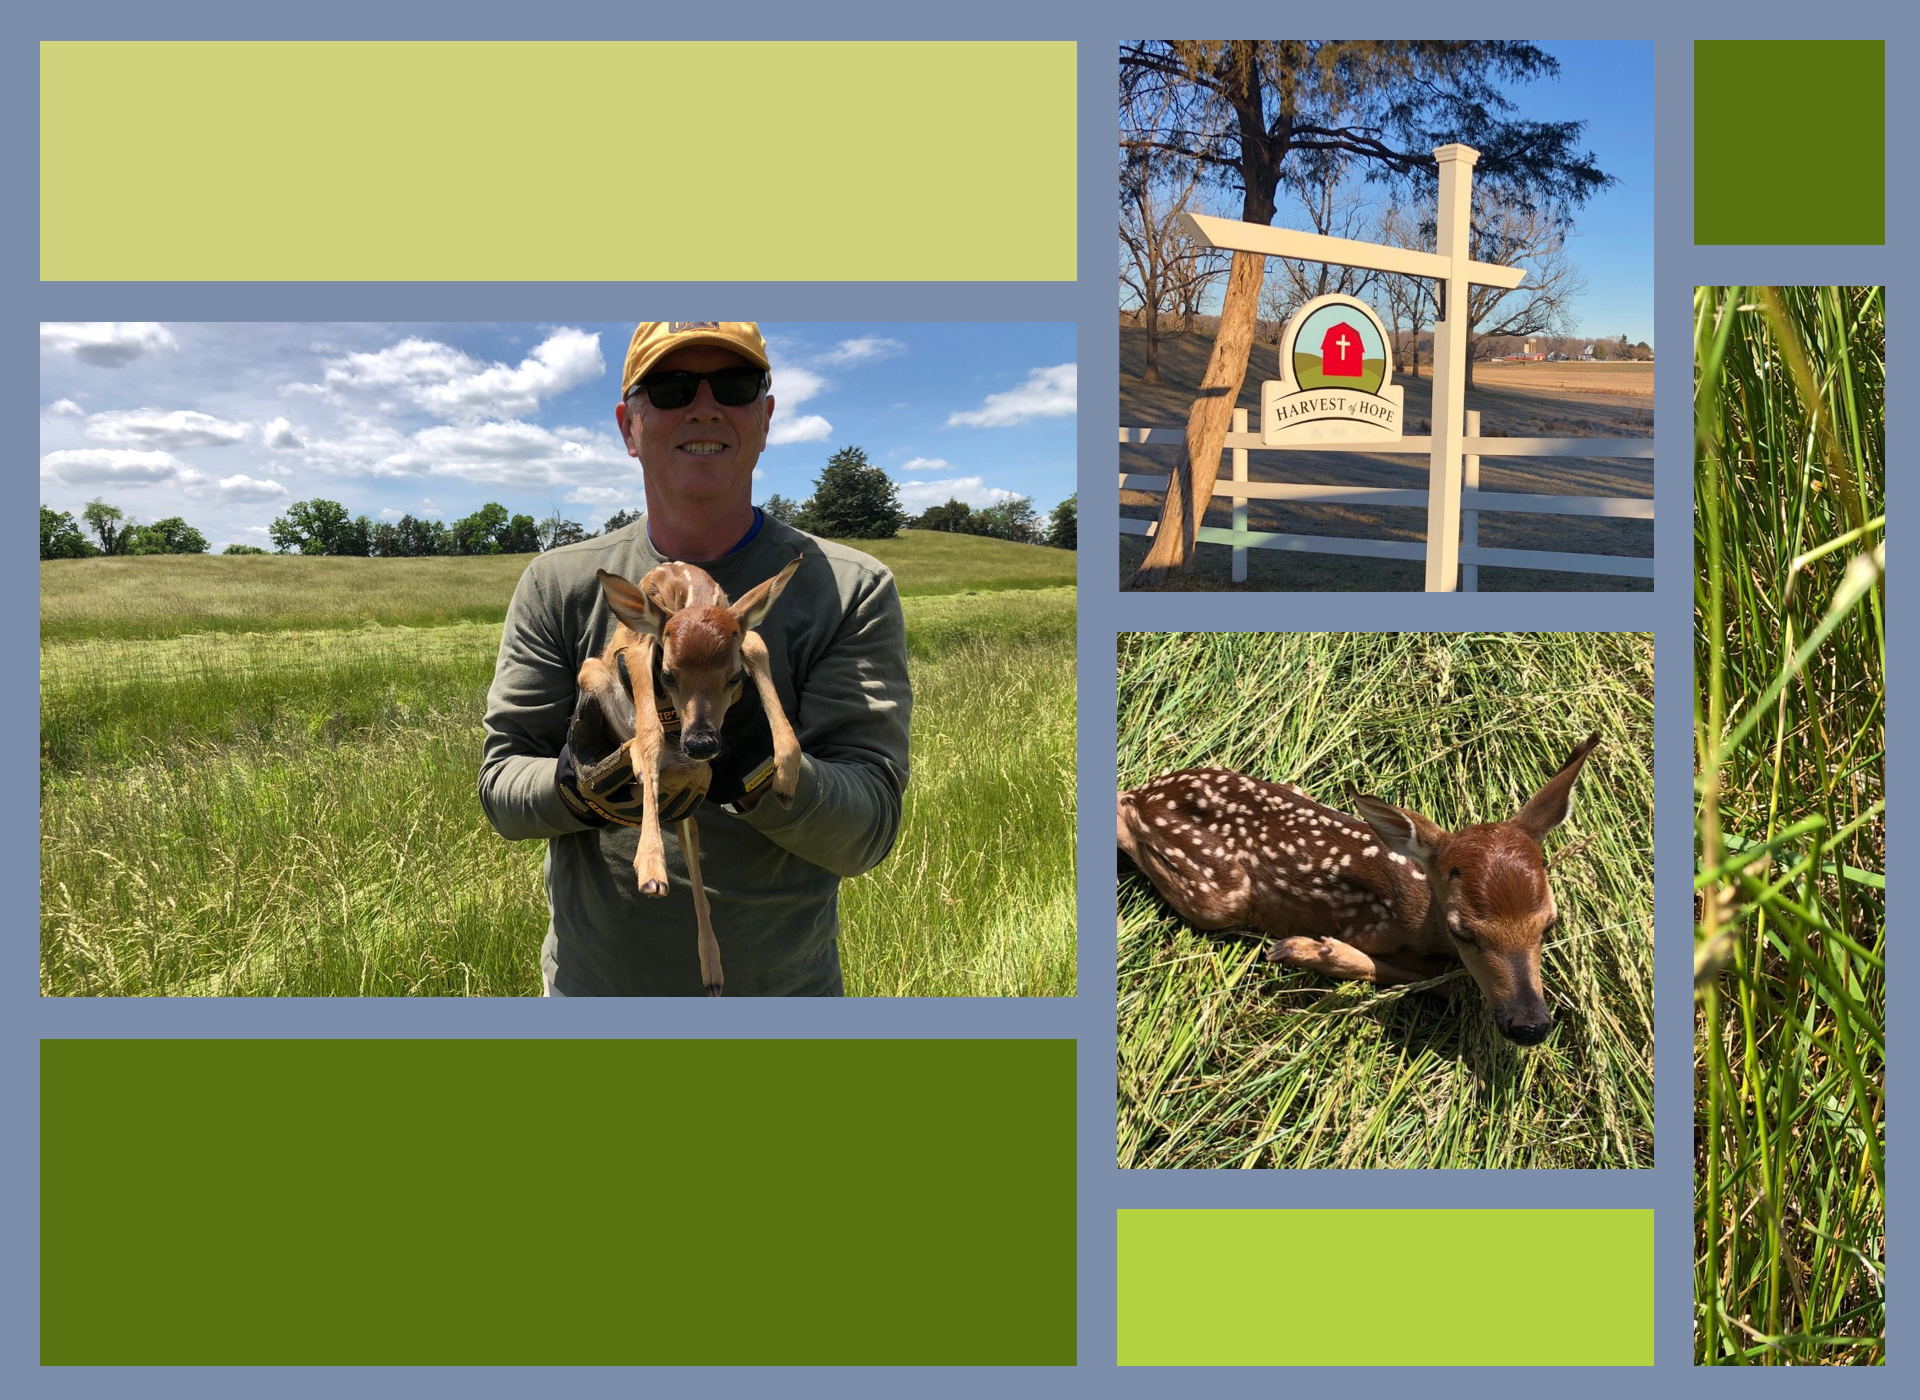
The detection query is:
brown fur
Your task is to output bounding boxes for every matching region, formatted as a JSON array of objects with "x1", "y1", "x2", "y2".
[
  {"x1": 1119, "y1": 735, "x2": 1599, "y2": 1044},
  {"x1": 580, "y1": 556, "x2": 803, "y2": 995}
]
